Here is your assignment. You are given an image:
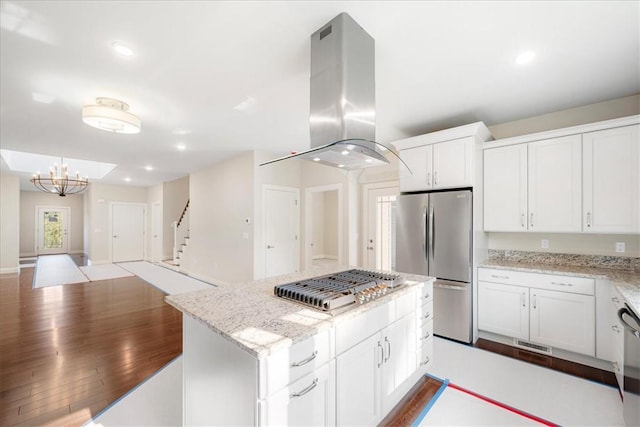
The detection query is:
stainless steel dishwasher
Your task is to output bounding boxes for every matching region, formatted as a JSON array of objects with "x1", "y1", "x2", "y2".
[{"x1": 618, "y1": 304, "x2": 640, "y2": 427}]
